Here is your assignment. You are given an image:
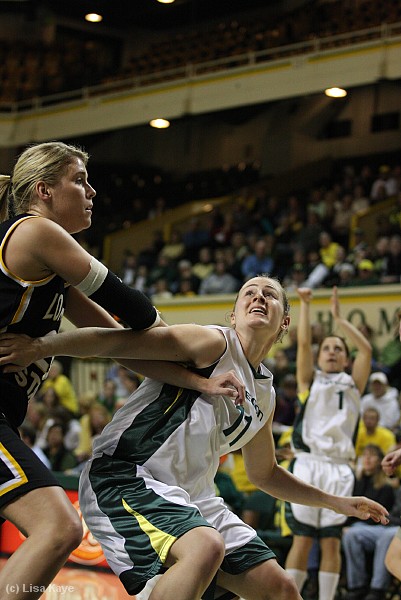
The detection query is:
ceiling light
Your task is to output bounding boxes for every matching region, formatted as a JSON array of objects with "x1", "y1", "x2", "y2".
[
  {"x1": 150, "y1": 118, "x2": 170, "y2": 129},
  {"x1": 85, "y1": 13, "x2": 103, "y2": 23},
  {"x1": 325, "y1": 87, "x2": 347, "y2": 98},
  {"x1": 157, "y1": 0, "x2": 176, "y2": 4}
]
